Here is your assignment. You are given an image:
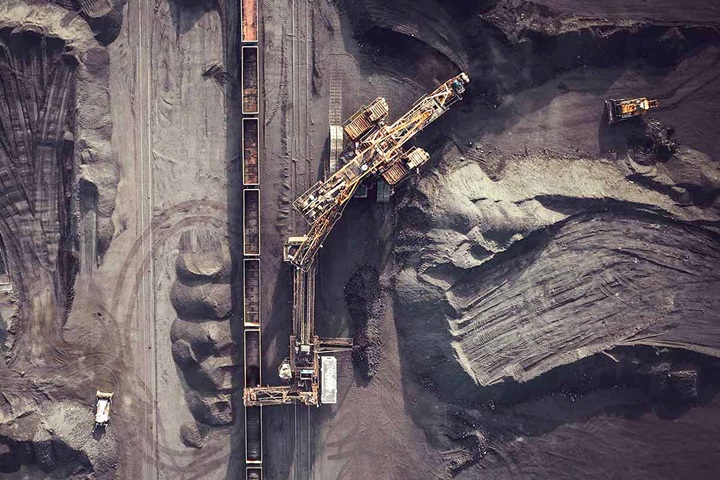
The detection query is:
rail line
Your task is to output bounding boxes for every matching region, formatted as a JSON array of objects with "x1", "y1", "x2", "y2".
[
  {"x1": 291, "y1": 1, "x2": 314, "y2": 477},
  {"x1": 132, "y1": 0, "x2": 158, "y2": 477},
  {"x1": 241, "y1": 1, "x2": 263, "y2": 479}
]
